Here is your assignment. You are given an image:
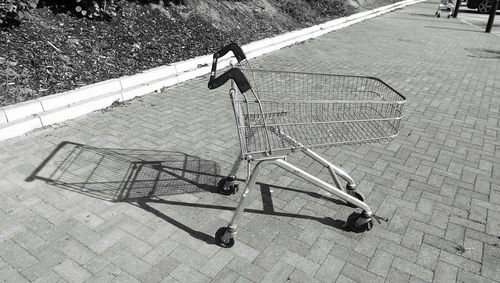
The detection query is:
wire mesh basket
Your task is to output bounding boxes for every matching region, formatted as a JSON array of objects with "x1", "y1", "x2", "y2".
[{"x1": 233, "y1": 68, "x2": 405, "y2": 157}]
